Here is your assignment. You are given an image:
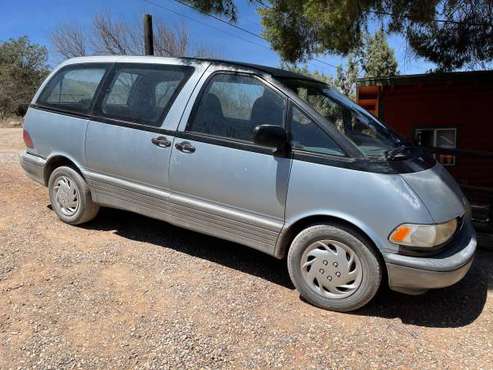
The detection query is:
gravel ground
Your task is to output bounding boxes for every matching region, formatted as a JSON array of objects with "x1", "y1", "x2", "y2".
[
  {"x1": 0, "y1": 118, "x2": 22, "y2": 129},
  {"x1": 1, "y1": 128, "x2": 492, "y2": 369}
]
